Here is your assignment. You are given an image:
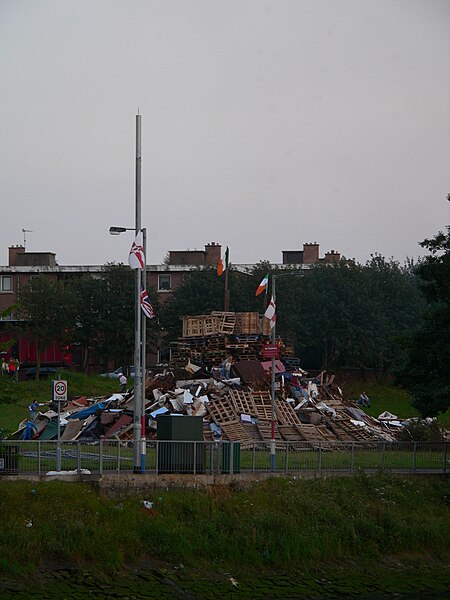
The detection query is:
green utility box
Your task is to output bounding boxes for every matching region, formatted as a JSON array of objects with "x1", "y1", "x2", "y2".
[
  {"x1": 157, "y1": 416, "x2": 205, "y2": 473},
  {"x1": 0, "y1": 444, "x2": 19, "y2": 475},
  {"x1": 221, "y1": 442, "x2": 241, "y2": 474}
]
